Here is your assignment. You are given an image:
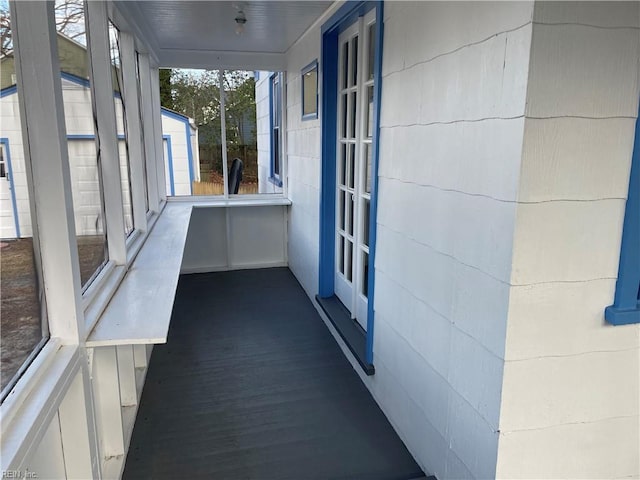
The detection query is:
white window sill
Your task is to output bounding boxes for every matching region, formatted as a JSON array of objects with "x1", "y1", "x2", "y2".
[
  {"x1": 168, "y1": 195, "x2": 292, "y2": 208},
  {"x1": 85, "y1": 203, "x2": 192, "y2": 347}
]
